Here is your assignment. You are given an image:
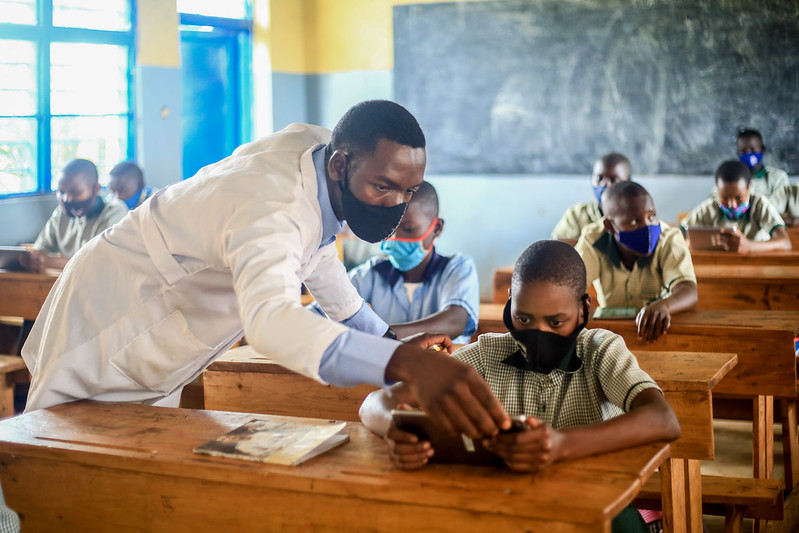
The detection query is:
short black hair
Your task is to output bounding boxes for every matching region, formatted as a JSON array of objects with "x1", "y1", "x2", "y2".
[
  {"x1": 110, "y1": 161, "x2": 144, "y2": 187},
  {"x1": 330, "y1": 100, "x2": 425, "y2": 162},
  {"x1": 409, "y1": 181, "x2": 439, "y2": 218},
  {"x1": 62, "y1": 158, "x2": 98, "y2": 184},
  {"x1": 716, "y1": 159, "x2": 752, "y2": 185},
  {"x1": 736, "y1": 128, "x2": 763, "y2": 143},
  {"x1": 598, "y1": 152, "x2": 632, "y2": 175},
  {"x1": 602, "y1": 181, "x2": 652, "y2": 216},
  {"x1": 512, "y1": 240, "x2": 586, "y2": 299}
]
